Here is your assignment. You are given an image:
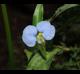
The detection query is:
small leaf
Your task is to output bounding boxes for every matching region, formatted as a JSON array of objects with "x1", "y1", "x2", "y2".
[
  {"x1": 32, "y1": 4, "x2": 43, "y2": 26},
  {"x1": 24, "y1": 49, "x2": 33, "y2": 60}
]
